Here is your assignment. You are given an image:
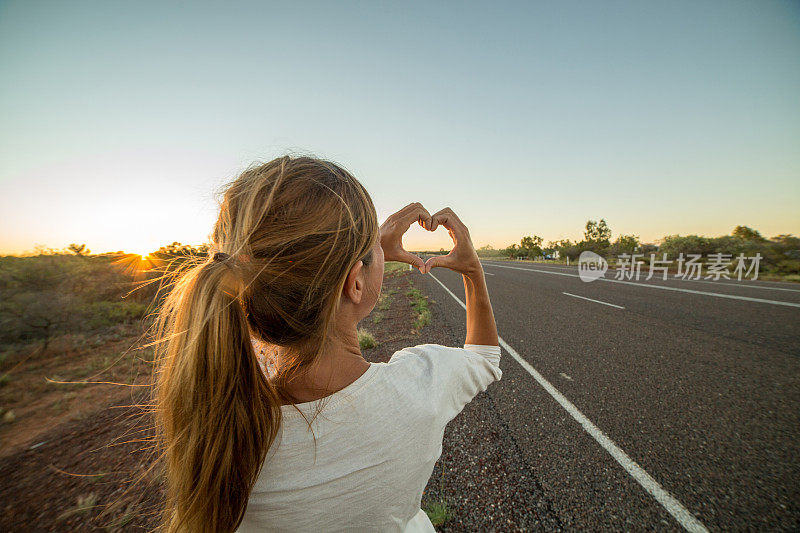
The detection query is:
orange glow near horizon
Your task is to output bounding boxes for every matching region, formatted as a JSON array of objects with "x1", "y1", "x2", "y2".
[{"x1": 110, "y1": 253, "x2": 156, "y2": 280}]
